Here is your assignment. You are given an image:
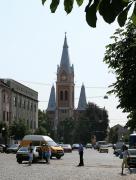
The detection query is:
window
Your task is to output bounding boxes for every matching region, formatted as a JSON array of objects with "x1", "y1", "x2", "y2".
[
  {"x1": 3, "y1": 111, "x2": 5, "y2": 121},
  {"x1": 65, "y1": 90, "x2": 68, "y2": 100},
  {"x1": 7, "y1": 112, "x2": 9, "y2": 121},
  {"x1": 13, "y1": 96, "x2": 17, "y2": 107},
  {"x1": 34, "y1": 104, "x2": 36, "y2": 112},
  {"x1": 31, "y1": 103, "x2": 33, "y2": 111},
  {"x1": 27, "y1": 101, "x2": 30, "y2": 110},
  {"x1": 27, "y1": 119, "x2": 29, "y2": 127},
  {"x1": 60, "y1": 91, "x2": 63, "y2": 100},
  {"x1": 19, "y1": 98, "x2": 22, "y2": 108},
  {"x1": 24, "y1": 100, "x2": 26, "y2": 109},
  {"x1": 61, "y1": 109, "x2": 67, "y2": 113},
  {"x1": 3, "y1": 92, "x2": 6, "y2": 103}
]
